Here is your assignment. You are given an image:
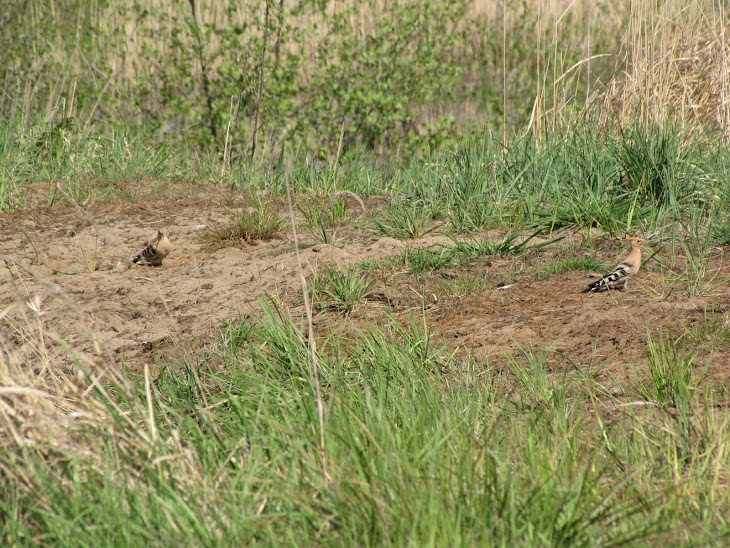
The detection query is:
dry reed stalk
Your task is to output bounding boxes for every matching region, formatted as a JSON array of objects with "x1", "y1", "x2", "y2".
[
  {"x1": 250, "y1": 0, "x2": 270, "y2": 162},
  {"x1": 284, "y1": 174, "x2": 329, "y2": 483}
]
